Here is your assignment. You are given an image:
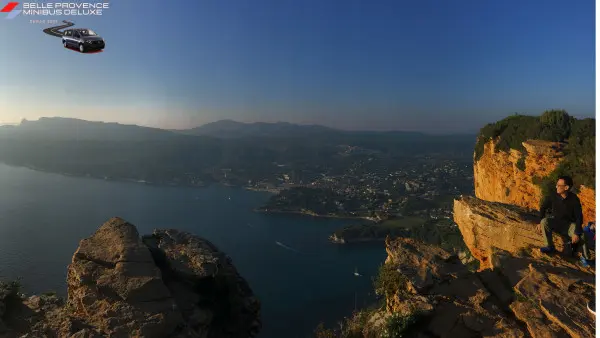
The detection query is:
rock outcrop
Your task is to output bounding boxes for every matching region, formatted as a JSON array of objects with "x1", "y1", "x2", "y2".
[
  {"x1": 579, "y1": 186, "x2": 596, "y2": 227},
  {"x1": 374, "y1": 237, "x2": 595, "y2": 338},
  {"x1": 0, "y1": 218, "x2": 261, "y2": 338},
  {"x1": 474, "y1": 139, "x2": 564, "y2": 211},
  {"x1": 474, "y1": 139, "x2": 595, "y2": 224},
  {"x1": 453, "y1": 196, "x2": 568, "y2": 270}
]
